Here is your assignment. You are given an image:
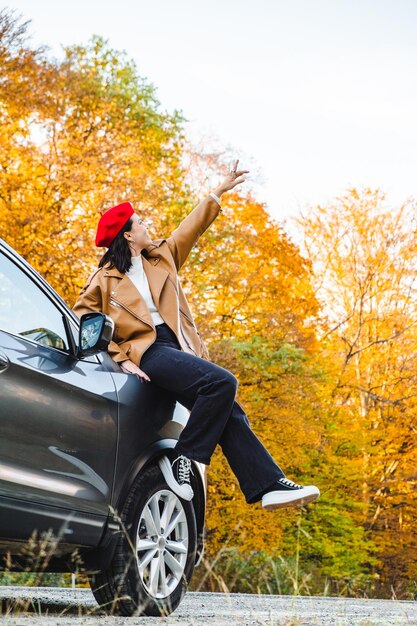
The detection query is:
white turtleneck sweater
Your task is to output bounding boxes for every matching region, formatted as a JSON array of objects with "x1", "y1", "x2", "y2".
[{"x1": 126, "y1": 255, "x2": 165, "y2": 327}]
